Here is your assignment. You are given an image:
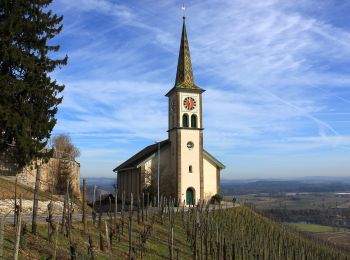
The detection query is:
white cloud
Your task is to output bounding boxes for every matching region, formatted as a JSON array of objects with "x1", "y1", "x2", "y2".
[{"x1": 51, "y1": 0, "x2": 350, "y2": 177}]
